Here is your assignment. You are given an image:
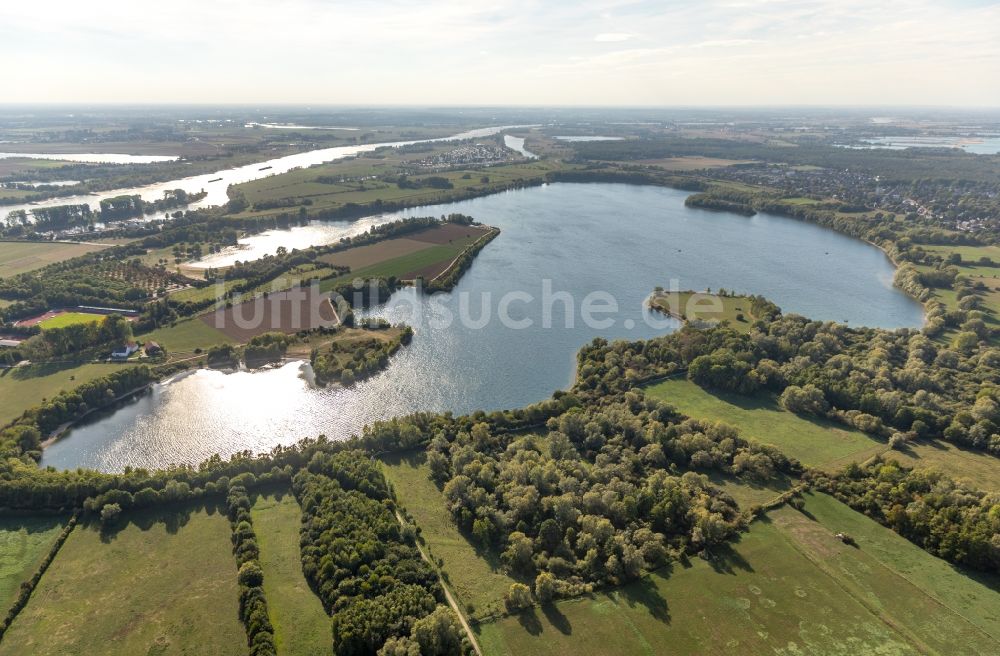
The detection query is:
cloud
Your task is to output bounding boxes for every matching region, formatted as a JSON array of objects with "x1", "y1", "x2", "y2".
[
  {"x1": 595, "y1": 32, "x2": 635, "y2": 42},
  {"x1": 0, "y1": 0, "x2": 998, "y2": 105}
]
